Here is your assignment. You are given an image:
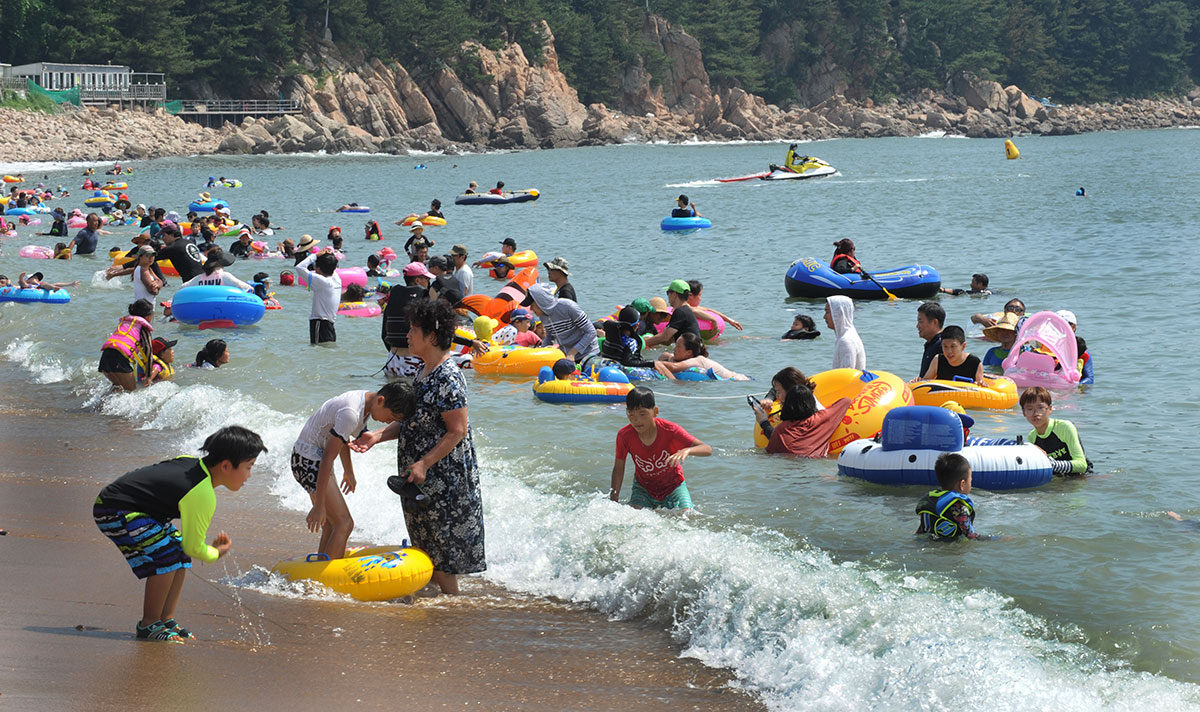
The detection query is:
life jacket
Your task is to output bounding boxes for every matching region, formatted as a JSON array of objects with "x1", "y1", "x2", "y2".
[
  {"x1": 102, "y1": 315, "x2": 152, "y2": 369},
  {"x1": 137, "y1": 356, "x2": 174, "y2": 381},
  {"x1": 830, "y1": 252, "x2": 862, "y2": 274},
  {"x1": 916, "y1": 490, "x2": 975, "y2": 539}
]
